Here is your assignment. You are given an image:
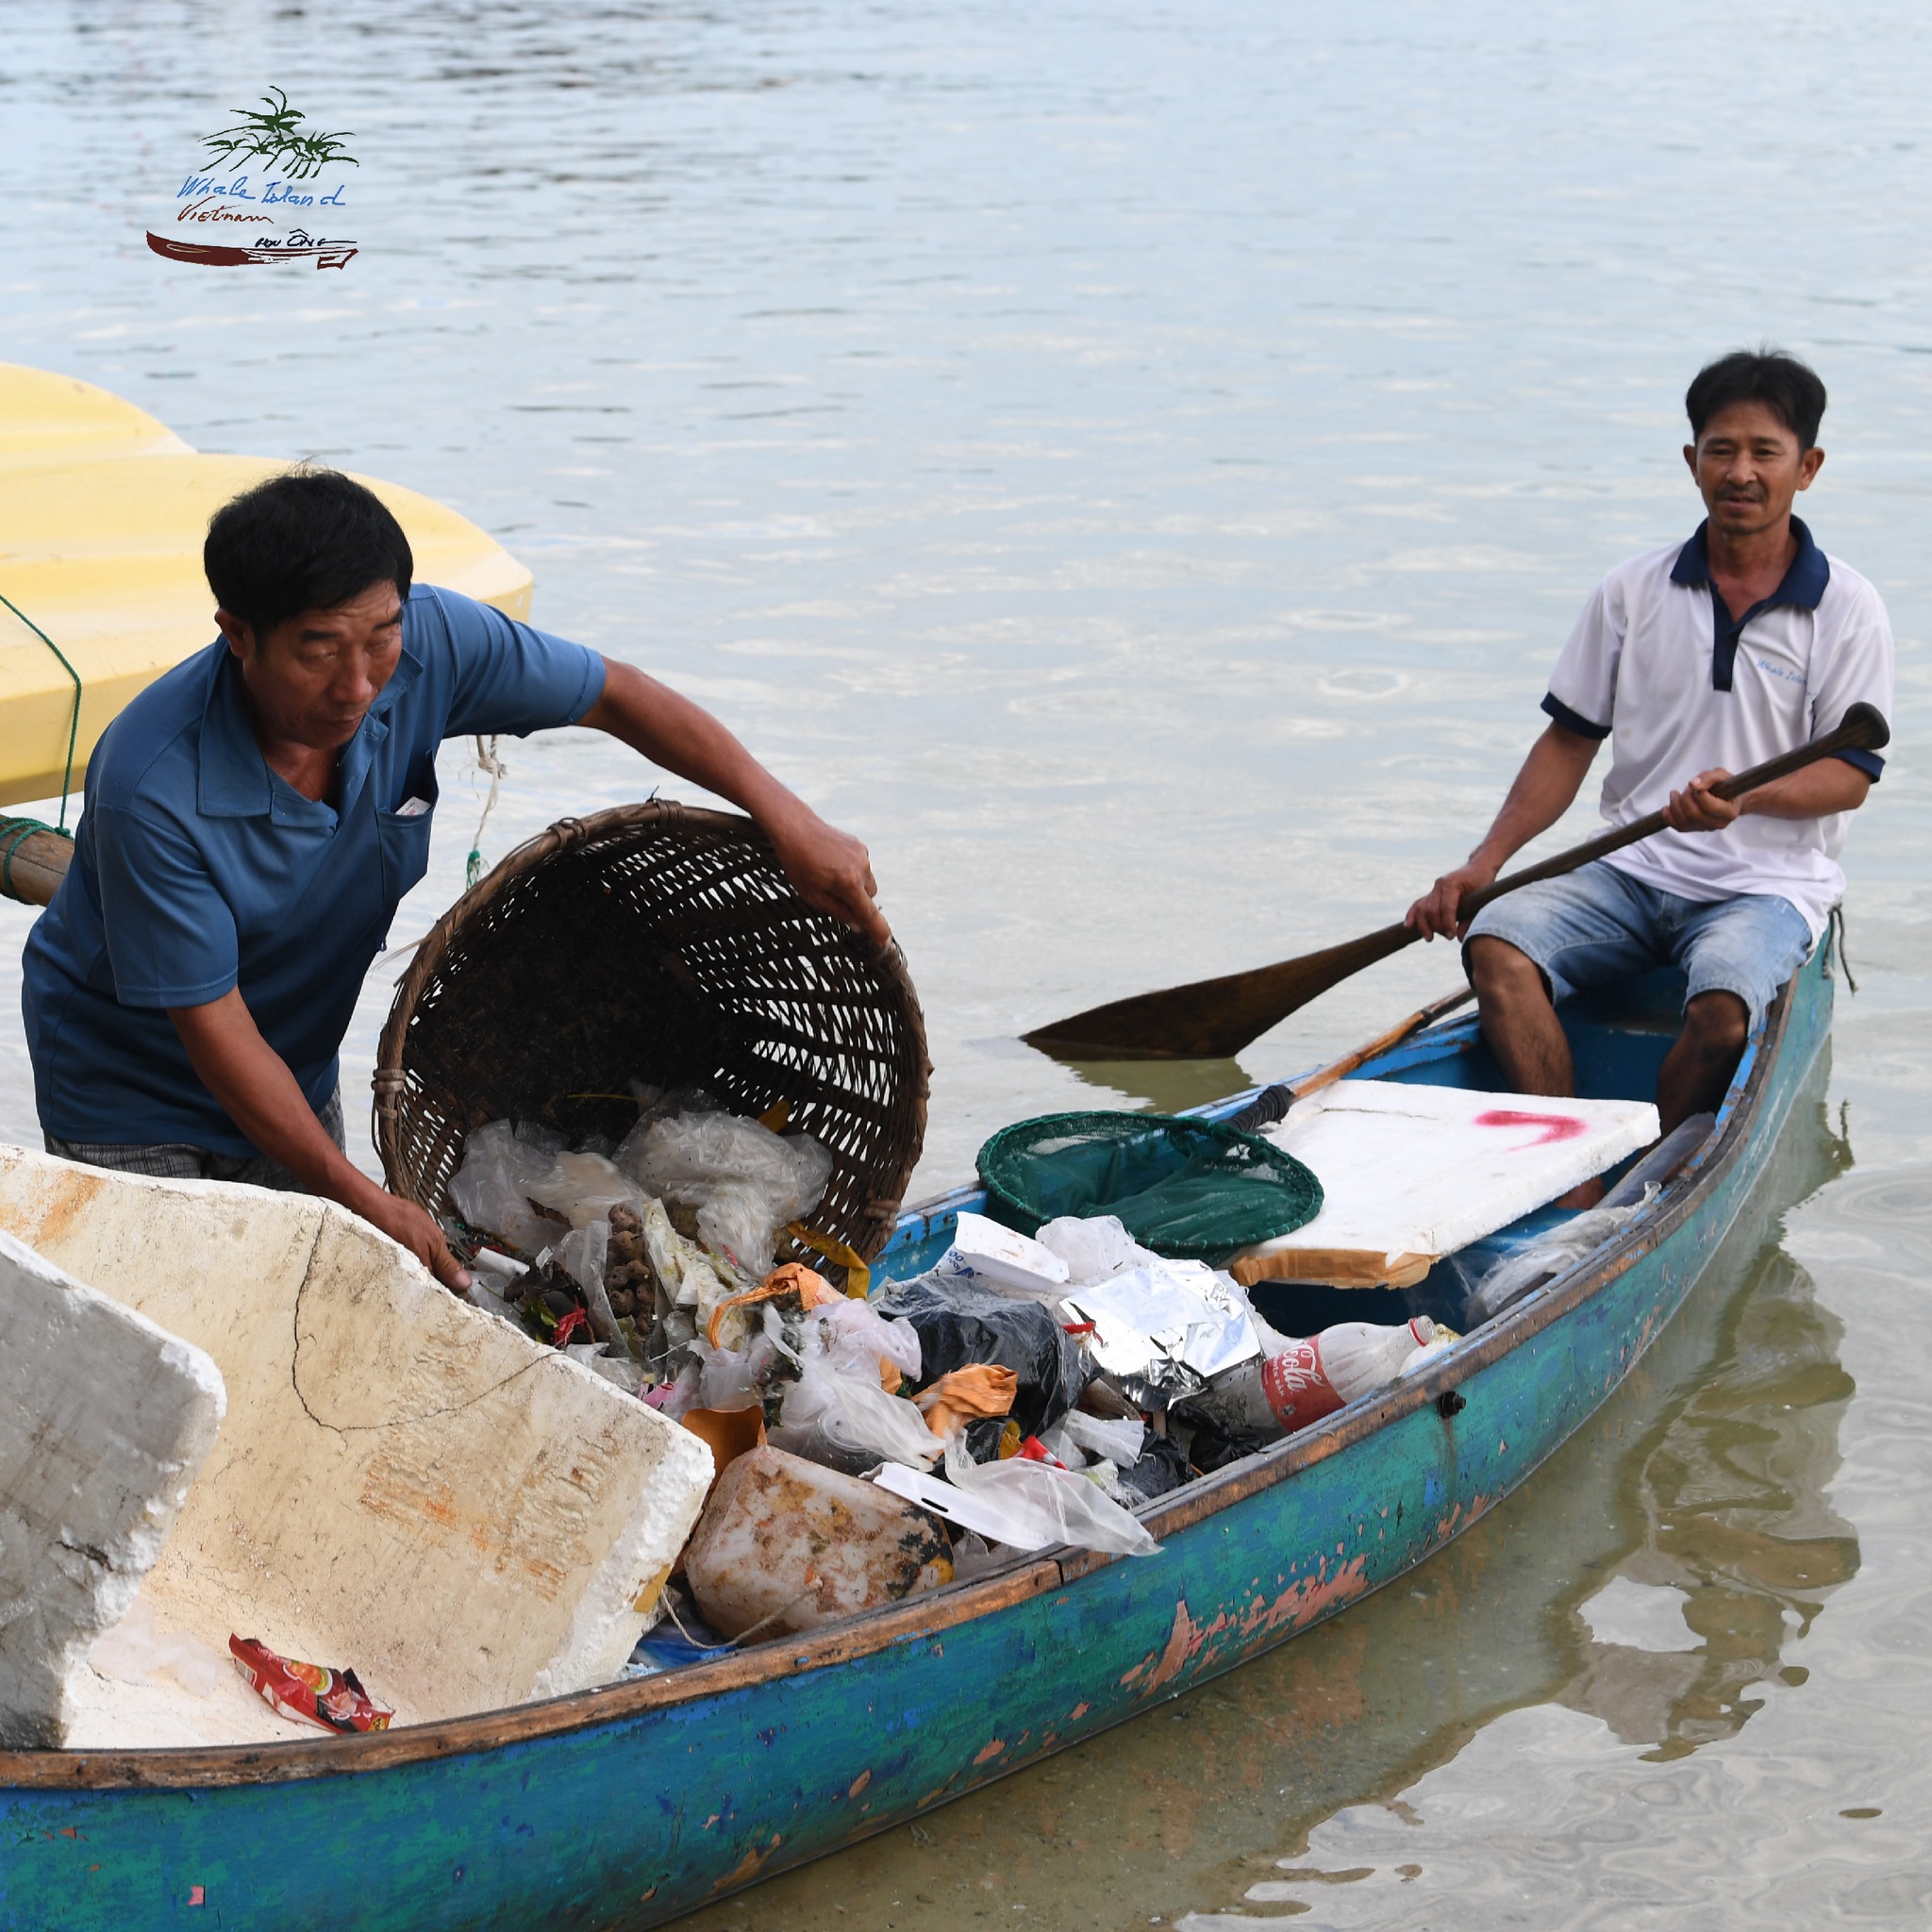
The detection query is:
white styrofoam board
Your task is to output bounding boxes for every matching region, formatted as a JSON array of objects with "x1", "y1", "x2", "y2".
[
  {"x1": 1238, "y1": 1079, "x2": 1659, "y2": 1272},
  {"x1": 0, "y1": 1145, "x2": 715, "y2": 1742},
  {"x1": 0, "y1": 1229, "x2": 225, "y2": 1749}
]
